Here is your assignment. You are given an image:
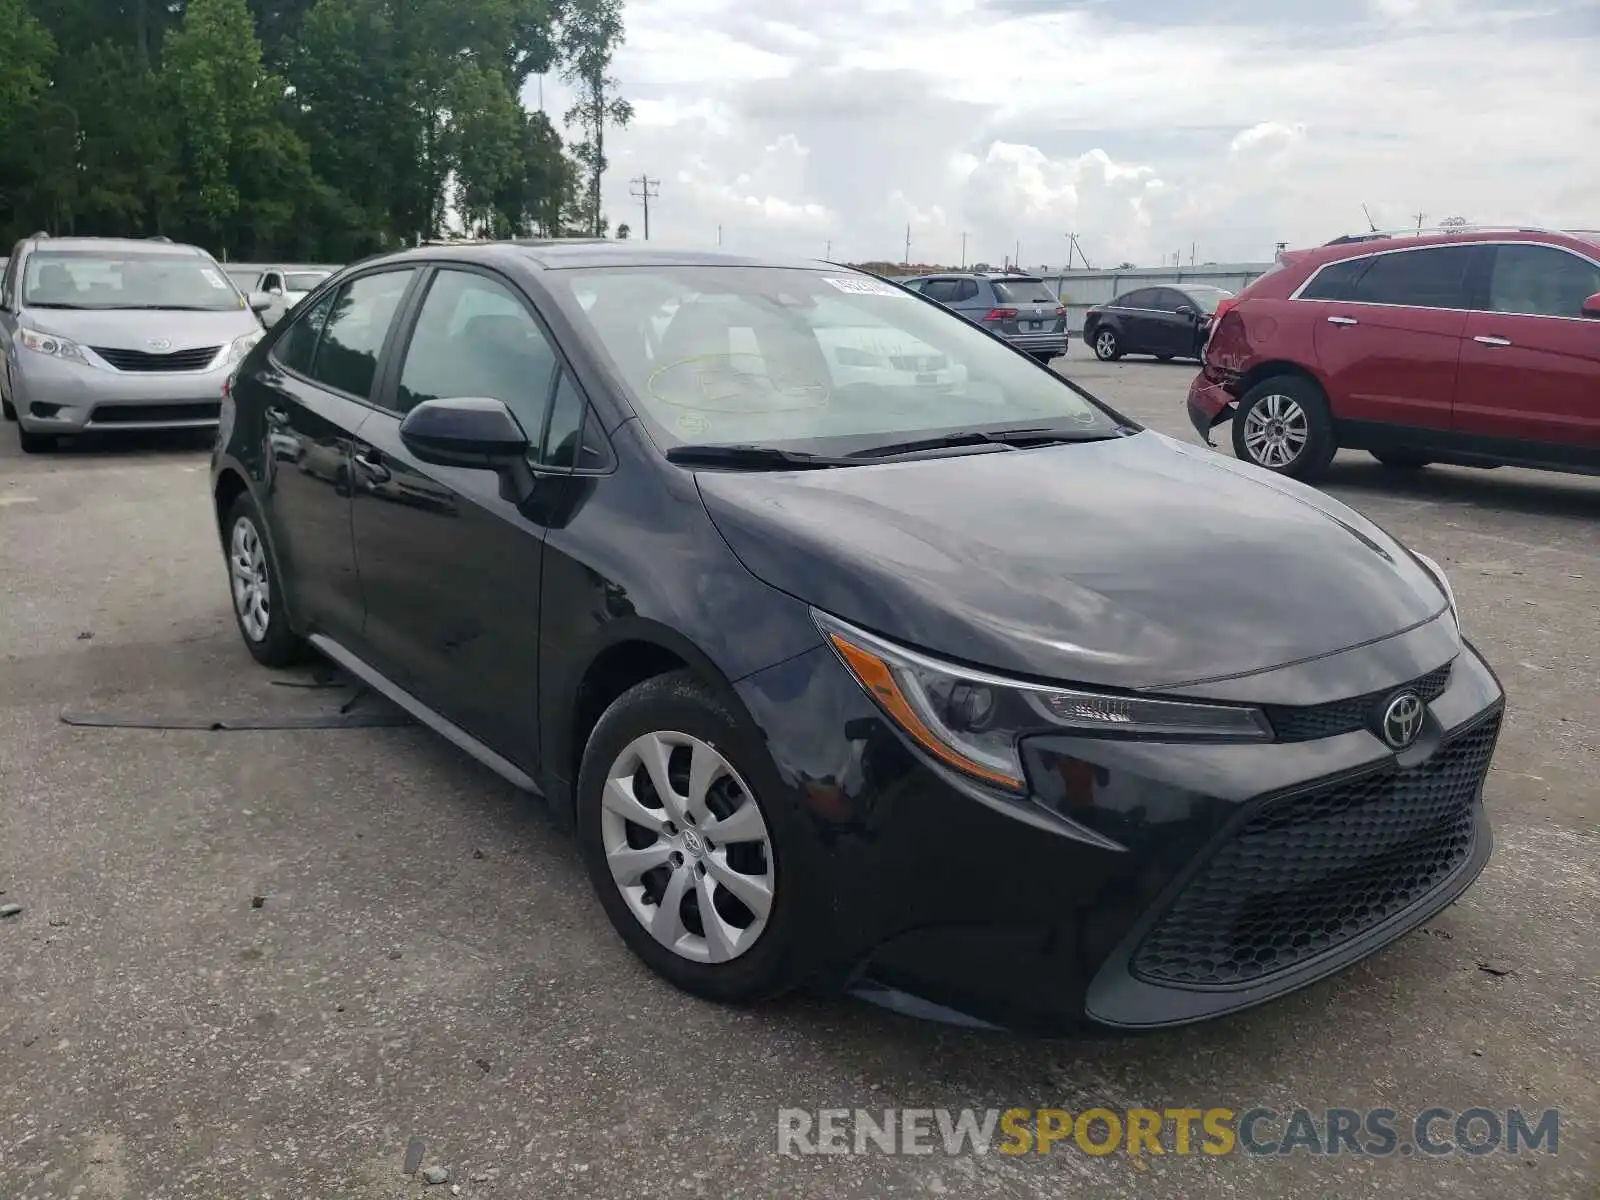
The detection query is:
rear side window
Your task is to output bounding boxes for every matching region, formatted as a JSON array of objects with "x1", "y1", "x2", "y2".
[
  {"x1": 1487, "y1": 244, "x2": 1600, "y2": 318},
  {"x1": 1116, "y1": 288, "x2": 1156, "y2": 308},
  {"x1": 1299, "y1": 256, "x2": 1372, "y2": 301},
  {"x1": 1153, "y1": 289, "x2": 1190, "y2": 312},
  {"x1": 308, "y1": 269, "x2": 415, "y2": 398},
  {"x1": 992, "y1": 279, "x2": 1056, "y2": 304},
  {"x1": 951, "y1": 279, "x2": 980, "y2": 302},
  {"x1": 274, "y1": 289, "x2": 337, "y2": 375},
  {"x1": 1348, "y1": 246, "x2": 1479, "y2": 310},
  {"x1": 919, "y1": 279, "x2": 954, "y2": 302}
]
